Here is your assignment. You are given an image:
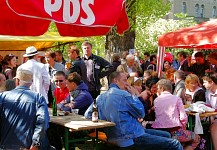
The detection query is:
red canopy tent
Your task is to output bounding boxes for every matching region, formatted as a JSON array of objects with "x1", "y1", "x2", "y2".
[
  {"x1": 0, "y1": 0, "x2": 129, "y2": 37},
  {"x1": 157, "y1": 19, "x2": 217, "y2": 77}
]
